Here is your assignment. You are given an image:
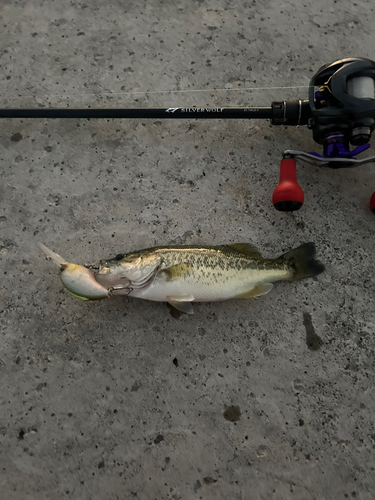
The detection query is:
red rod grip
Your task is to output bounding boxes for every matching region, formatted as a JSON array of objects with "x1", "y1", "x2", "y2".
[
  {"x1": 370, "y1": 191, "x2": 375, "y2": 213},
  {"x1": 273, "y1": 158, "x2": 304, "y2": 211}
]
